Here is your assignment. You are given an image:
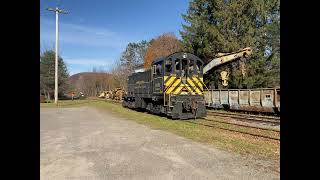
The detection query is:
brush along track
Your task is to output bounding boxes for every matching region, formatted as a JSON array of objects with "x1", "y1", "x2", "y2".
[
  {"x1": 107, "y1": 98, "x2": 280, "y2": 125},
  {"x1": 184, "y1": 119, "x2": 280, "y2": 141},
  {"x1": 105, "y1": 99, "x2": 280, "y2": 125},
  {"x1": 103, "y1": 99, "x2": 280, "y2": 140},
  {"x1": 203, "y1": 118, "x2": 280, "y2": 132},
  {"x1": 207, "y1": 110, "x2": 280, "y2": 125}
]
